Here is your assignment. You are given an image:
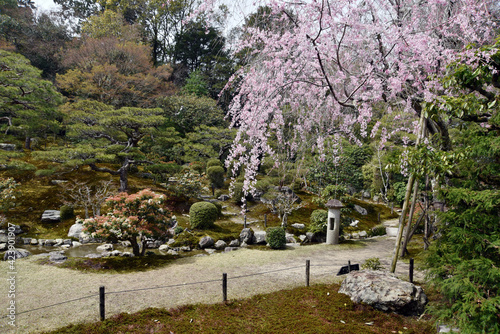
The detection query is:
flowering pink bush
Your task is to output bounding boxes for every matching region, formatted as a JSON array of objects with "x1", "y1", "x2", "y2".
[{"x1": 82, "y1": 189, "x2": 172, "y2": 256}]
